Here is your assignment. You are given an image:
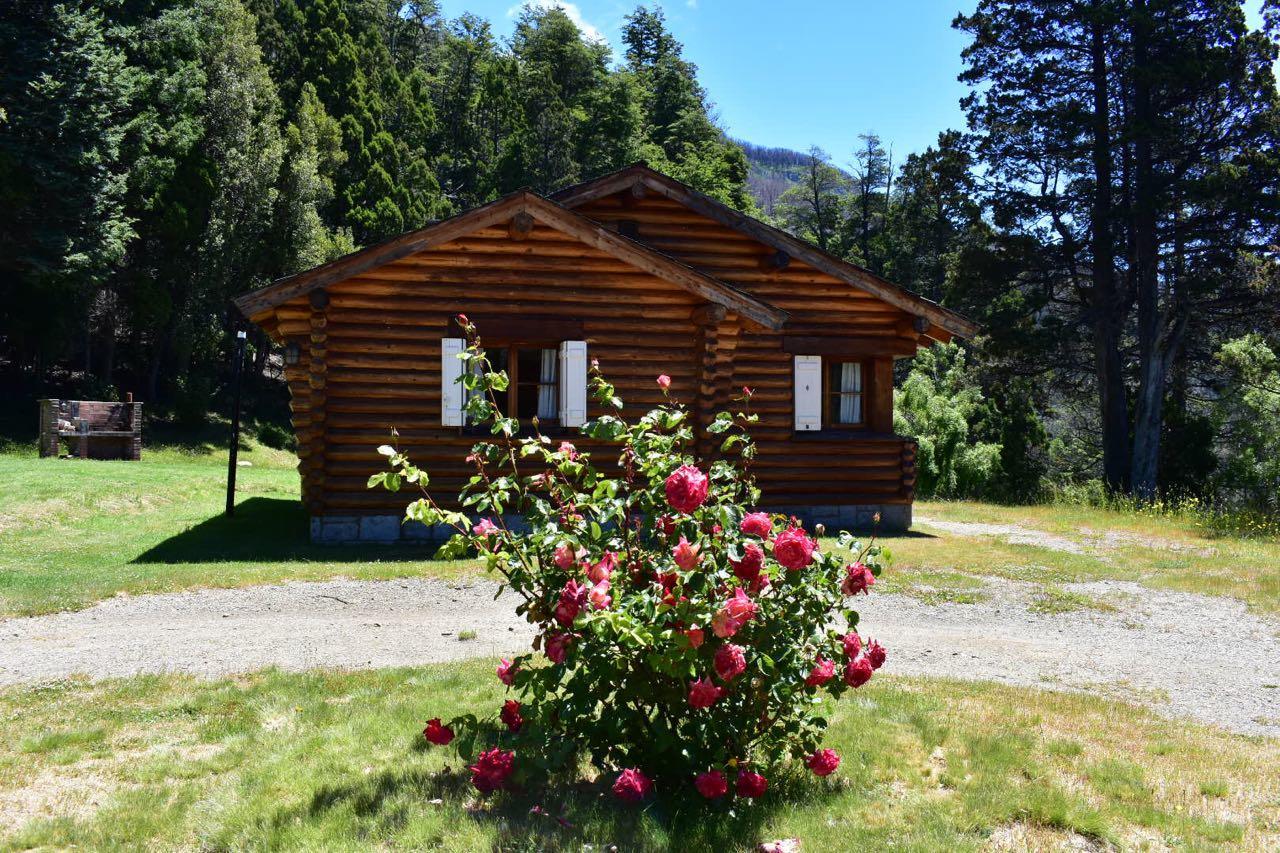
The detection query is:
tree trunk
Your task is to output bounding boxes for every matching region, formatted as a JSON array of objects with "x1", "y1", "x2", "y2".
[
  {"x1": 1088, "y1": 5, "x2": 1130, "y2": 492},
  {"x1": 1129, "y1": 0, "x2": 1166, "y2": 500}
]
